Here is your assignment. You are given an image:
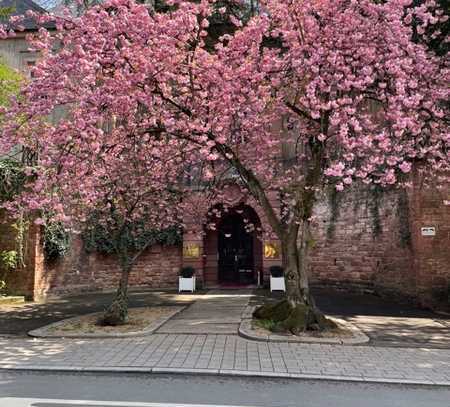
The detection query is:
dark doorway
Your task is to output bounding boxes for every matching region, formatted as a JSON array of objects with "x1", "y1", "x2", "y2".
[{"x1": 218, "y1": 212, "x2": 255, "y2": 284}]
